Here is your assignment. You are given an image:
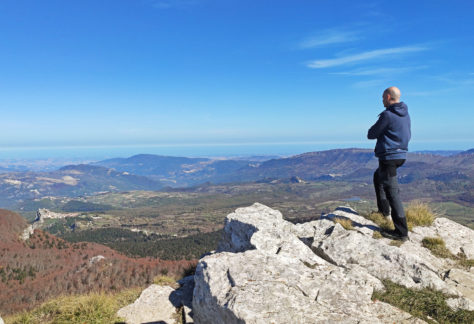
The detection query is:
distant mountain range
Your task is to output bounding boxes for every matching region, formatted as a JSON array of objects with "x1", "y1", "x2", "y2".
[
  {"x1": 0, "y1": 148, "x2": 472, "y2": 208},
  {"x1": 0, "y1": 164, "x2": 163, "y2": 207},
  {"x1": 92, "y1": 154, "x2": 254, "y2": 186}
]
